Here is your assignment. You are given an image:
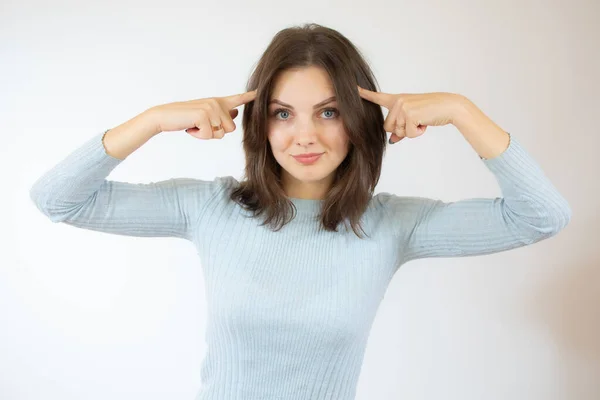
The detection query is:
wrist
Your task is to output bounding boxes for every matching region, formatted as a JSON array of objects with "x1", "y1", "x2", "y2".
[
  {"x1": 450, "y1": 94, "x2": 475, "y2": 127},
  {"x1": 137, "y1": 108, "x2": 161, "y2": 137}
]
